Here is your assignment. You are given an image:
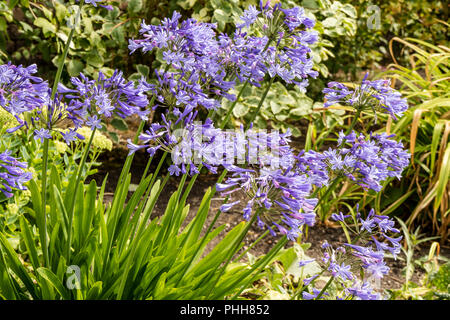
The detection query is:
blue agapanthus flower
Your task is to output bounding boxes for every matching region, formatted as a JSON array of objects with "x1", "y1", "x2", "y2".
[
  {"x1": 59, "y1": 70, "x2": 150, "y2": 129},
  {"x1": 0, "y1": 150, "x2": 32, "y2": 198},
  {"x1": 329, "y1": 206, "x2": 402, "y2": 274},
  {"x1": 297, "y1": 130, "x2": 410, "y2": 192},
  {"x1": 0, "y1": 62, "x2": 49, "y2": 128},
  {"x1": 216, "y1": 128, "x2": 317, "y2": 240},
  {"x1": 129, "y1": 12, "x2": 237, "y2": 106},
  {"x1": 0, "y1": 62, "x2": 85, "y2": 144},
  {"x1": 135, "y1": 117, "x2": 226, "y2": 176},
  {"x1": 232, "y1": 2, "x2": 319, "y2": 89},
  {"x1": 299, "y1": 206, "x2": 403, "y2": 299},
  {"x1": 323, "y1": 73, "x2": 409, "y2": 120},
  {"x1": 236, "y1": 5, "x2": 260, "y2": 28},
  {"x1": 346, "y1": 281, "x2": 382, "y2": 300}
]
